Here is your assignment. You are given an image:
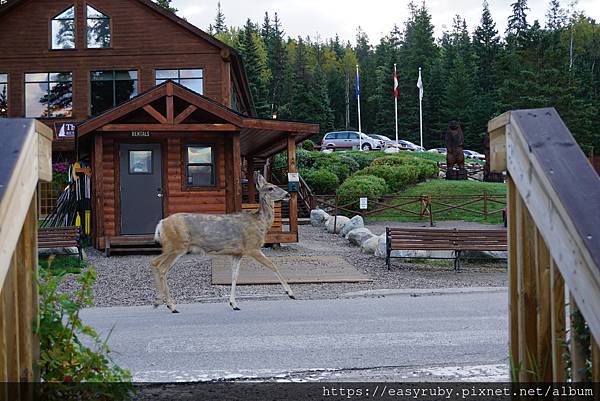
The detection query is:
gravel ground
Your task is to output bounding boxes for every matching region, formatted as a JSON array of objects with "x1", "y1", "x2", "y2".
[{"x1": 58, "y1": 221, "x2": 507, "y2": 307}]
